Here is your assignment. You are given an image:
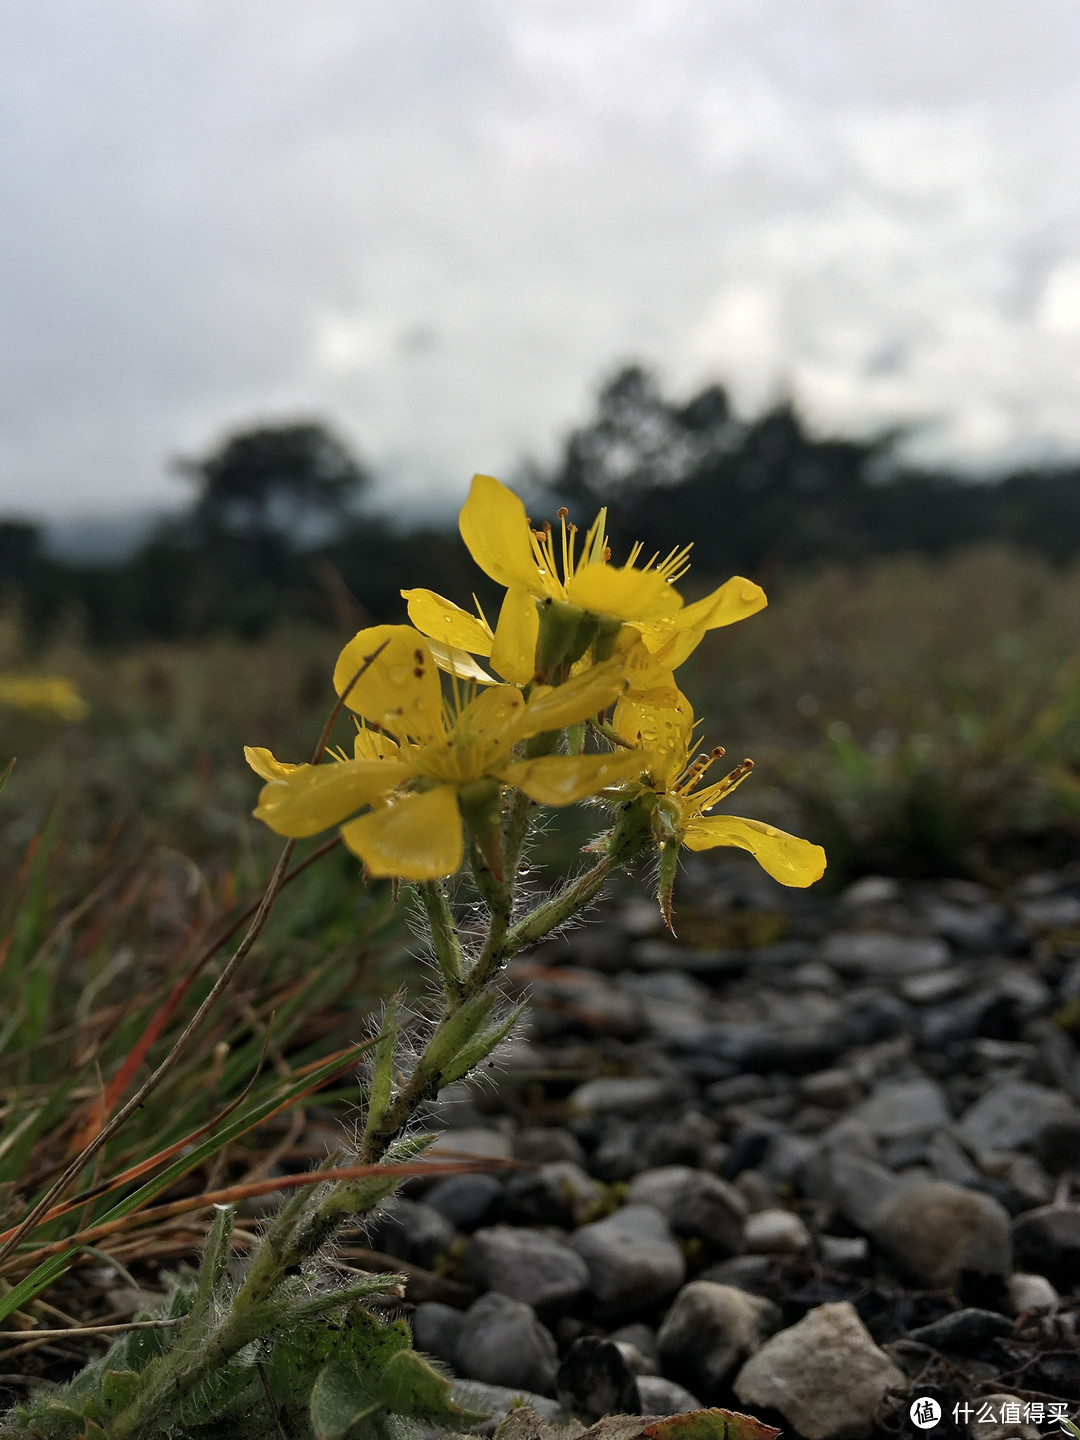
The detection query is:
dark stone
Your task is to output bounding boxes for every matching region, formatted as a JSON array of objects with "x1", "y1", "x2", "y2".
[
  {"x1": 411, "y1": 1300, "x2": 462, "y2": 1367},
  {"x1": 1033, "y1": 1115, "x2": 1080, "y2": 1176},
  {"x1": 424, "y1": 1173, "x2": 503, "y2": 1230},
  {"x1": 555, "y1": 1336, "x2": 641, "y2": 1421},
  {"x1": 720, "y1": 1129, "x2": 775, "y2": 1180},
  {"x1": 369, "y1": 1199, "x2": 456, "y2": 1268},
  {"x1": 514, "y1": 1127, "x2": 587, "y2": 1166},
  {"x1": 1012, "y1": 1205, "x2": 1080, "y2": 1291},
  {"x1": 456, "y1": 1292, "x2": 559, "y2": 1397},
  {"x1": 906, "y1": 1308, "x2": 1014, "y2": 1355}
]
